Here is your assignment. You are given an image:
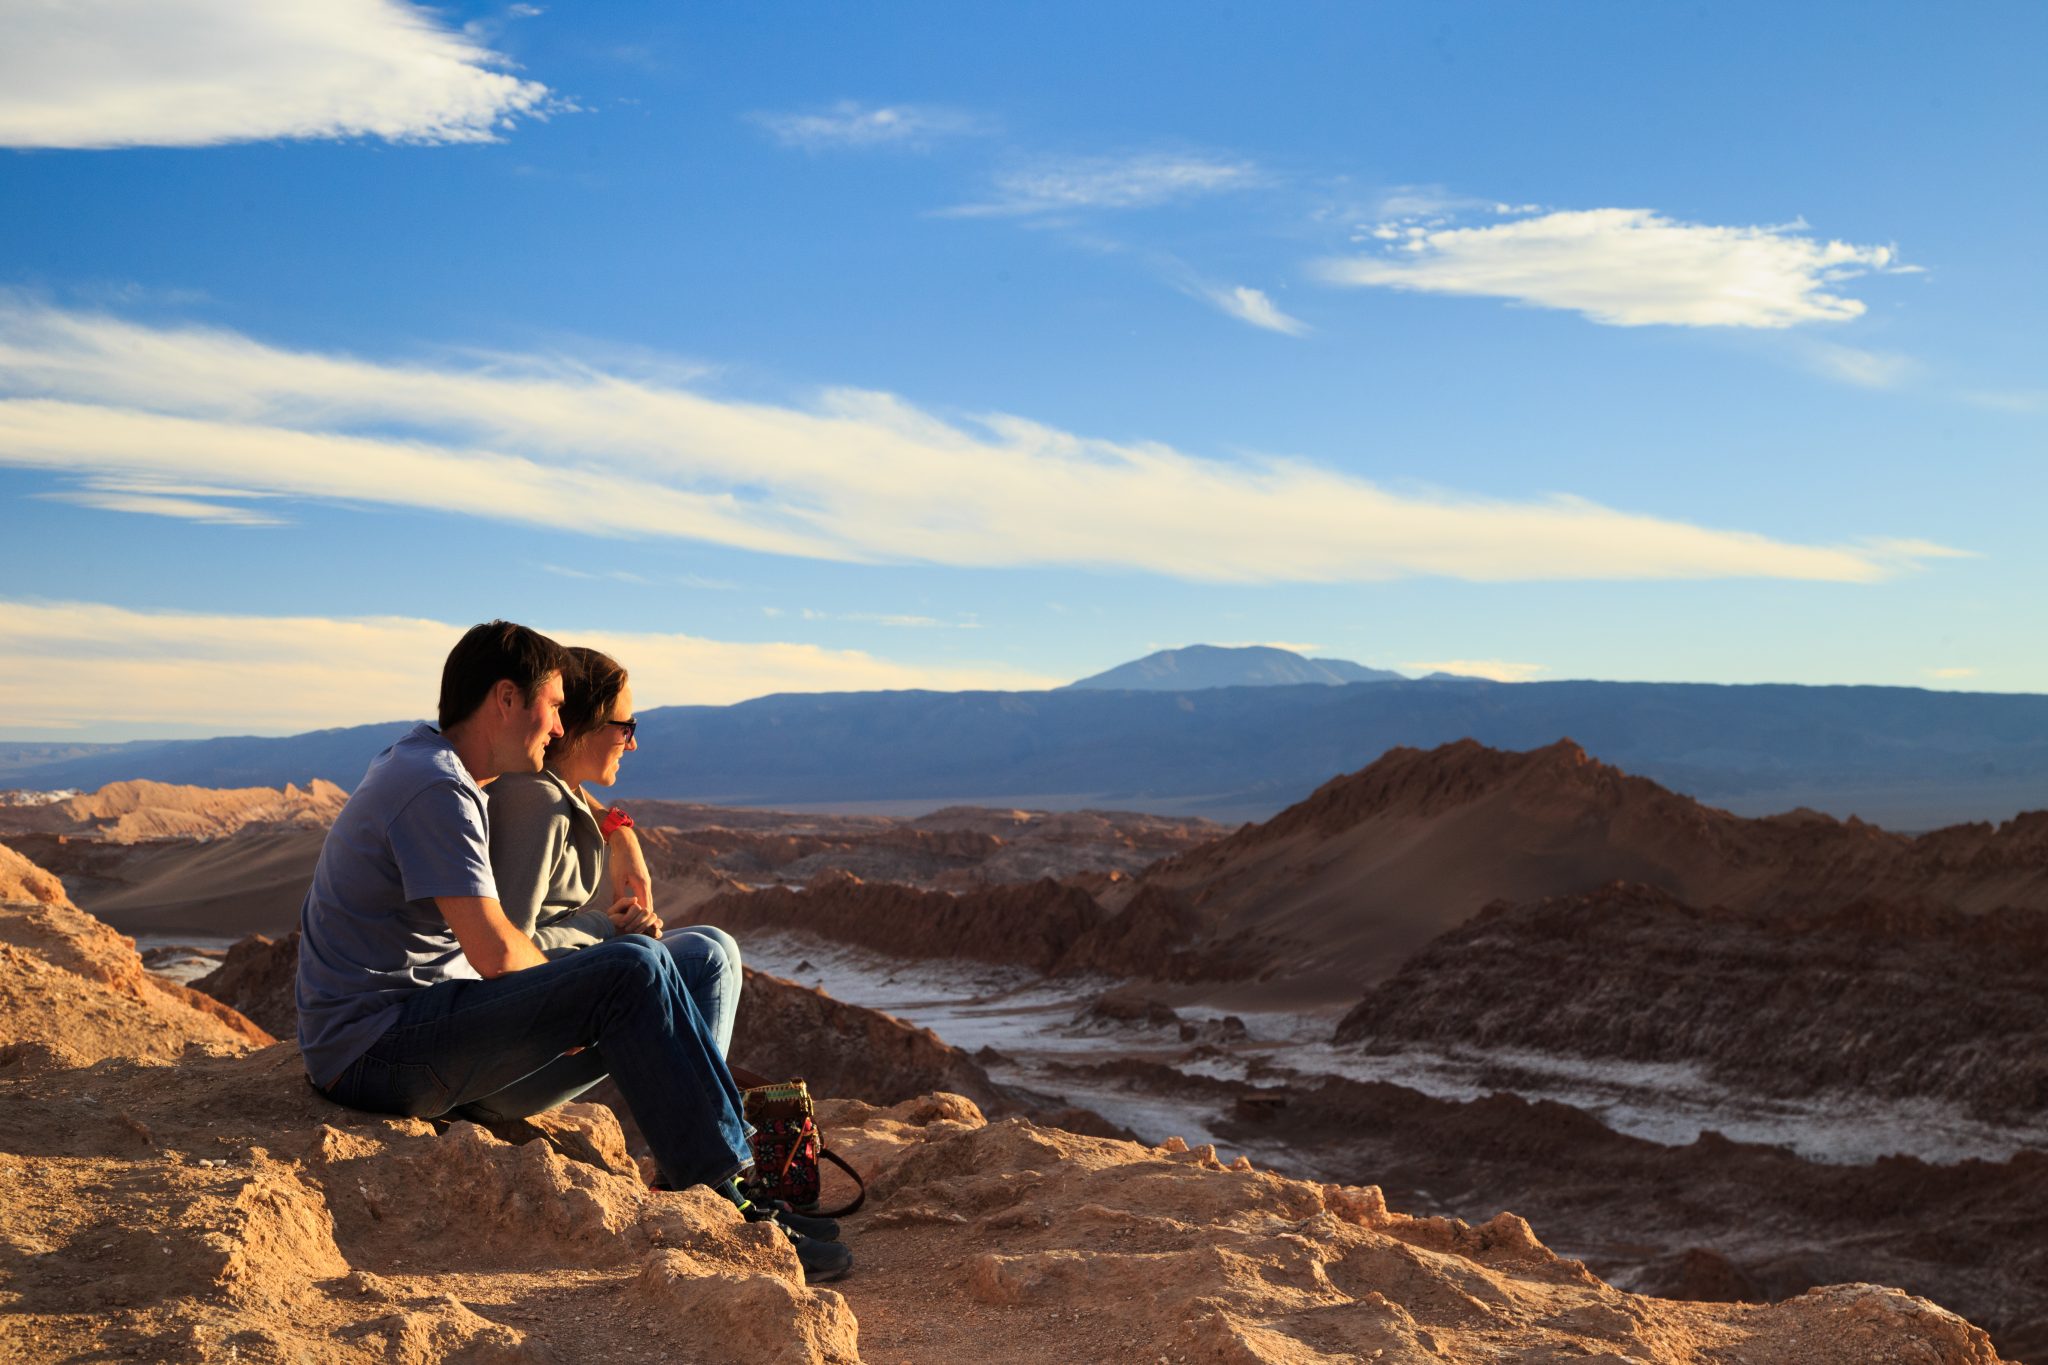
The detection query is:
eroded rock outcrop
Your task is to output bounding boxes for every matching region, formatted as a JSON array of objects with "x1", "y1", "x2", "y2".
[
  {"x1": 1335, "y1": 882, "x2": 2048, "y2": 1121},
  {"x1": 0, "y1": 777, "x2": 348, "y2": 844},
  {"x1": 192, "y1": 930, "x2": 302, "y2": 1040},
  {"x1": 812, "y1": 1094, "x2": 2008, "y2": 1365}
]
